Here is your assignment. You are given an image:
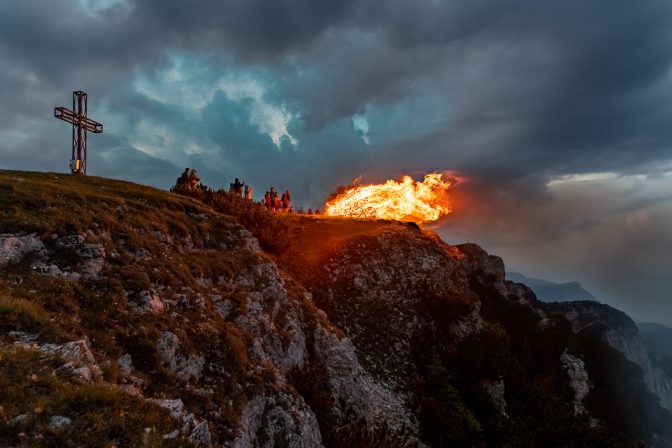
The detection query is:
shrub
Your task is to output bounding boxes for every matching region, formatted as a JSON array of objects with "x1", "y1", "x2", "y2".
[
  {"x1": 0, "y1": 295, "x2": 52, "y2": 335},
  {"x1": 171, "y1": 184, "x2": 290, "y2": 253}
]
